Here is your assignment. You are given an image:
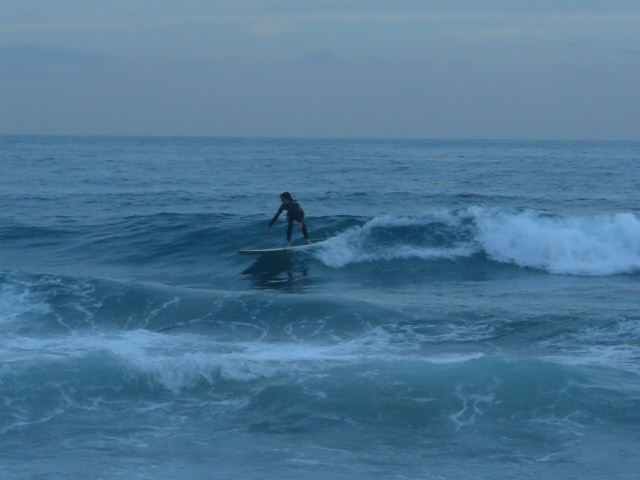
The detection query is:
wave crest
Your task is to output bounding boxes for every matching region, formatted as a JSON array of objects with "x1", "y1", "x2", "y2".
[
  {"x1": 472, "y1": 208, "x2": 640, "y2": 275},
  {"x1": 313, "y1": 208, "x2": 640, "y2": 276}
]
